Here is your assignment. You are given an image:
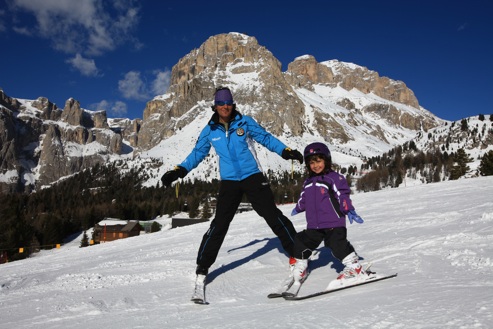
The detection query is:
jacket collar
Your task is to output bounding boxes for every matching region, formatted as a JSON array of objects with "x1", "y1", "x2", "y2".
[{"x1": 209, "y1": 109, "x2": 242, "y2": 126}]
